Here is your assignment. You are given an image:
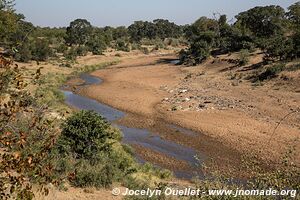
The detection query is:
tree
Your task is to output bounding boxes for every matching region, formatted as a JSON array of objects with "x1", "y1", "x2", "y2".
[
  {"x1": 286, "y1": 2, "x2": 300, "y2": 30},
  {"x1": 235, "y1": 5, "x2": 285, "y2": 38},
  {"x1": 260, "y1": 35, "x2": 294, "y2": 61},
  {"x1": 185, "y1": 17, "x2": 219, "y2": 41},
  {"x1": 86, "y1": 28, "x2": 107, "y2": 55},
  {"x1": 115, "y1": 38, "x2": 130, "y2": 52},
  {"x1": 0, "y1": 0, "x2": 18, "y2": 46},
  {"x1": 128, "y1": 21, "x2": 145, "y2": 42},
  {"x1": 153, "y1": 19, "x2": 181, "y2": 39},
  {"x1": 30, "y1": 38, "x2": 53, "y2": 61},
  {"x1": 292, "y1": 31, "x2": 300, "y2": 58},
  {"x1": 180, "y1": 32, "x2": 215, "y2": 65},
  {"x1": 0, "y1": 0, "x2": 15, "y2": 11},
  {"x1": 112, "y1": 26, "x2": 128, "y2": 40},
  {"x1": 65, "y1": 19, "x2": 92, "y2": 46}
]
